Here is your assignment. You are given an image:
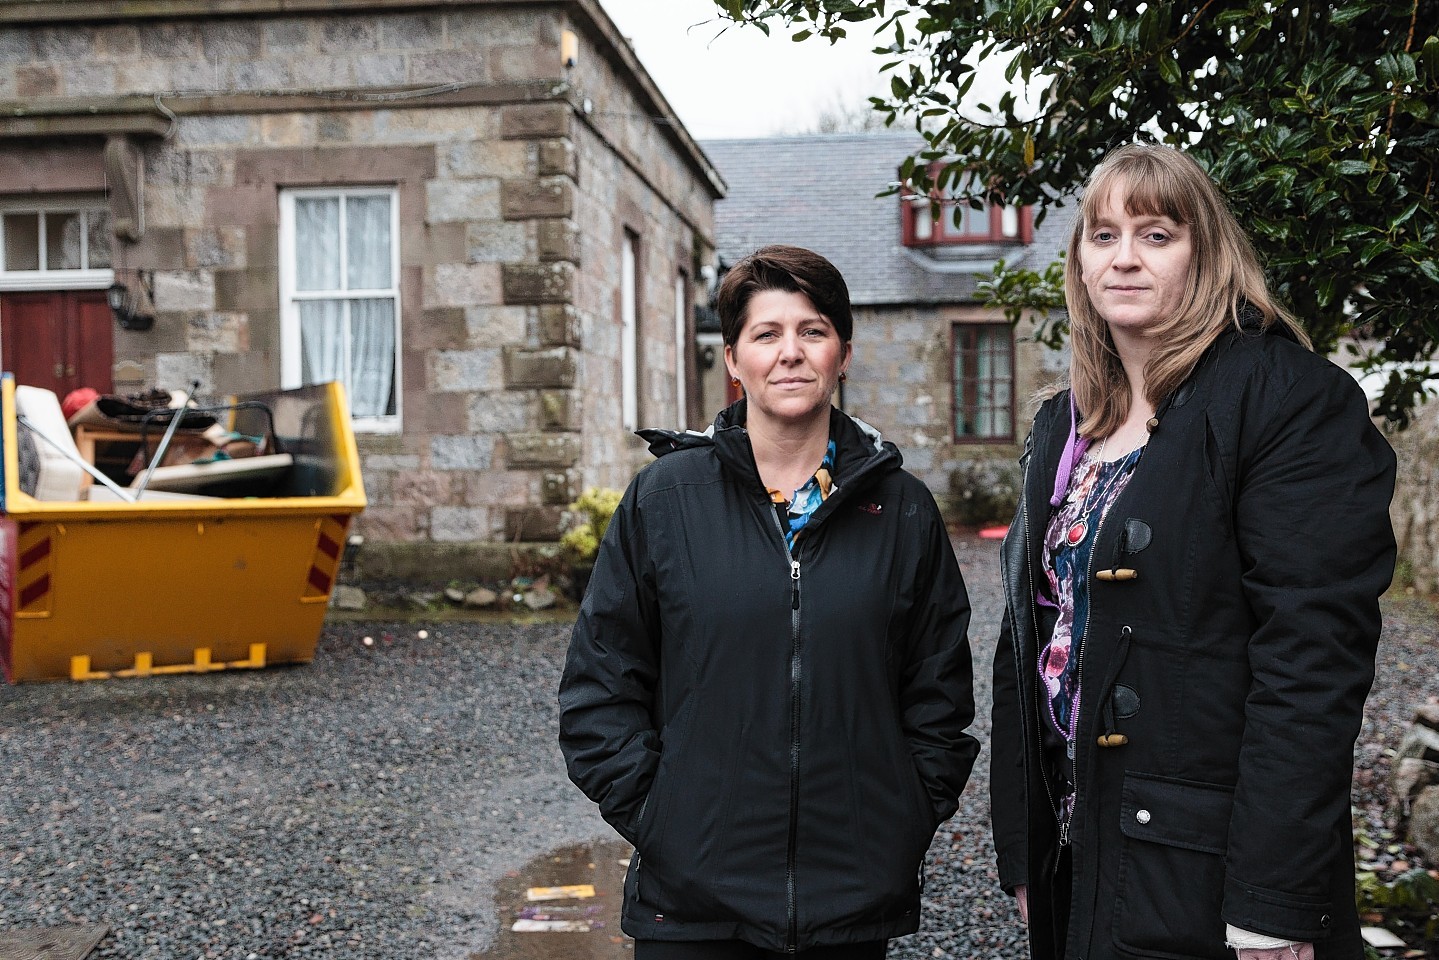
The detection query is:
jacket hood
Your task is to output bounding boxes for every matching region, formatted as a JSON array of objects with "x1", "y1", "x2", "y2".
[{"x1": 637, "y1": 398, "x2": 902, "y2": 496}]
